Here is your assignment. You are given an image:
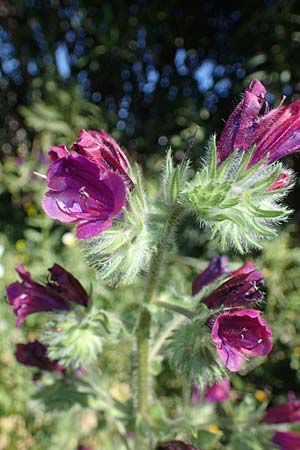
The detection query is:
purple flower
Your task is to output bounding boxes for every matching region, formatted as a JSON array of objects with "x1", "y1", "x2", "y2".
[
  {"x1": 204, "y1": 379, "x2": 231, "y2": 403},
  {"x1": 77, "y1": 446, "x2": 93, "y2": 450},
  {"x1": 211, "y1": 309, "x2": 272, "y2": 372},
  {"x1": 42, "y1": 154, "x2": 126, "y2": 239},
  {"x1": 191, "y1": 379, "x2": 230, "y2": 404},
  {"x1": 264, "y1": 399, "x2": 300, "y2": 424},
  {"x1": 192, "y1": 256, "x2": 229, "y2": 296},
  {"x1": 272, "y1": 431, "x2": 300, "y2": 450},
  {"x1": 193, "y1": 259, "x2": 264, "y2": 308},
  {"x1": 15, "y1": 340, "x2": 64, "y2": 372},
  {"x1": 156, "y1": 441, "x2": 199, "y2": 450},
  {"x1": 217, "y1": 79, "x2": 300, "y2": 169},
  {"x1": 6, "y1": 264, "x2": 88, "y2": 327},
  {"x1": 71, "y1": 129, "x2": 133, "y2": 189},
  {"x1": 48, "y1": 263, "x2": 88, "y2": 307}
]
